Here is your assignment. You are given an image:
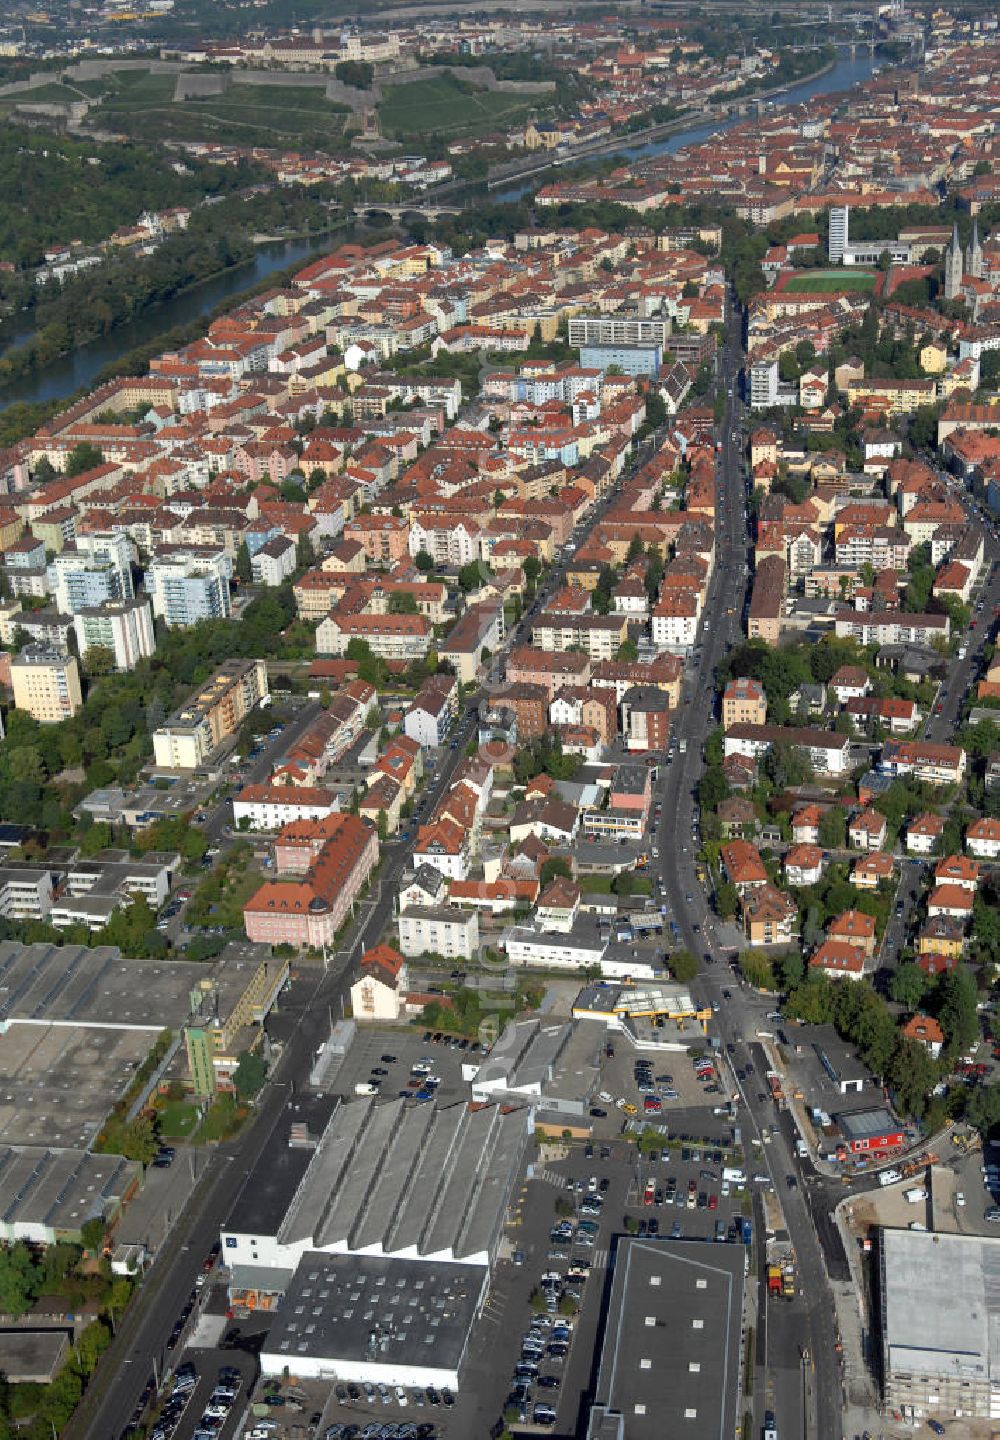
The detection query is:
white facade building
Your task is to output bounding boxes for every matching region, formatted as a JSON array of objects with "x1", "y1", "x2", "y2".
[
  {"x1": 73, "y1": 597, "x2": 155, "y2": 672},
  {"x1": 397, "y1": 906, "x2": 479, "y2": 961}
]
